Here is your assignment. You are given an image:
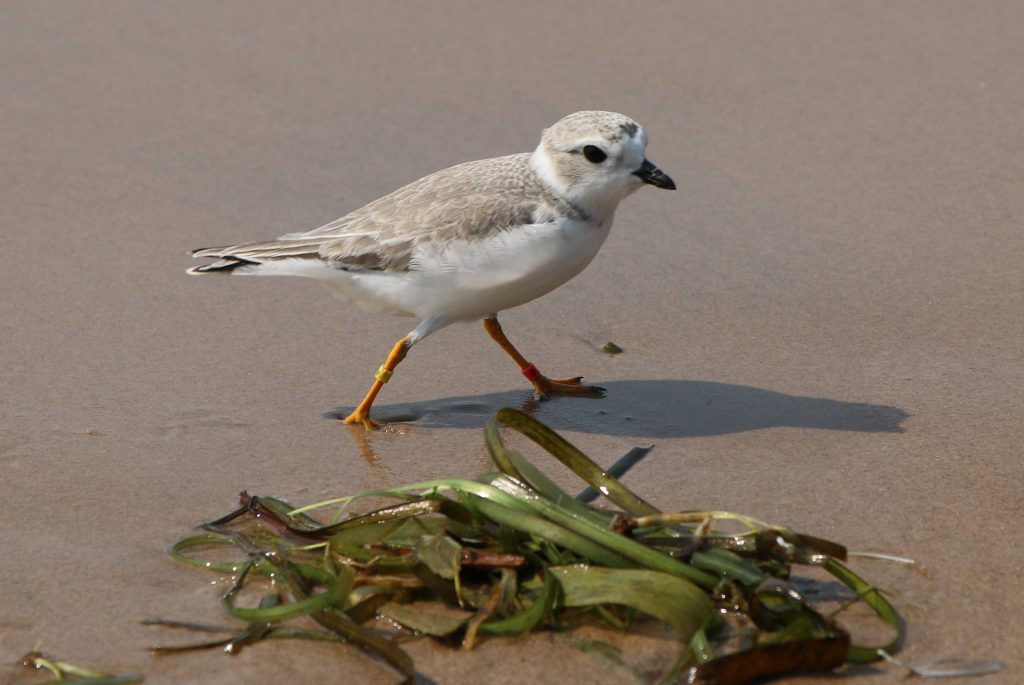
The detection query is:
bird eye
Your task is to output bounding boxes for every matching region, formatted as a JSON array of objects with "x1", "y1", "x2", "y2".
[{"x1": 582, "y1": 145, "x2": 607, "y2": 163}]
